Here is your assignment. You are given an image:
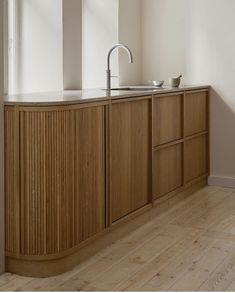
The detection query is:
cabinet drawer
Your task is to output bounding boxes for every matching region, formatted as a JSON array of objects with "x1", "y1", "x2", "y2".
[
  {"x1": 153, "y1": 95, "x2": 182, "y2": 146},
  {"x1": 185, "y1": 91, "x2": 208, "y2": 136},
  {"x1": 185, "y1": 134, "x2": 208, "y2": 183},
  {"x1": 153, "y1": 143, "x2": 183, "y2": 199}
]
